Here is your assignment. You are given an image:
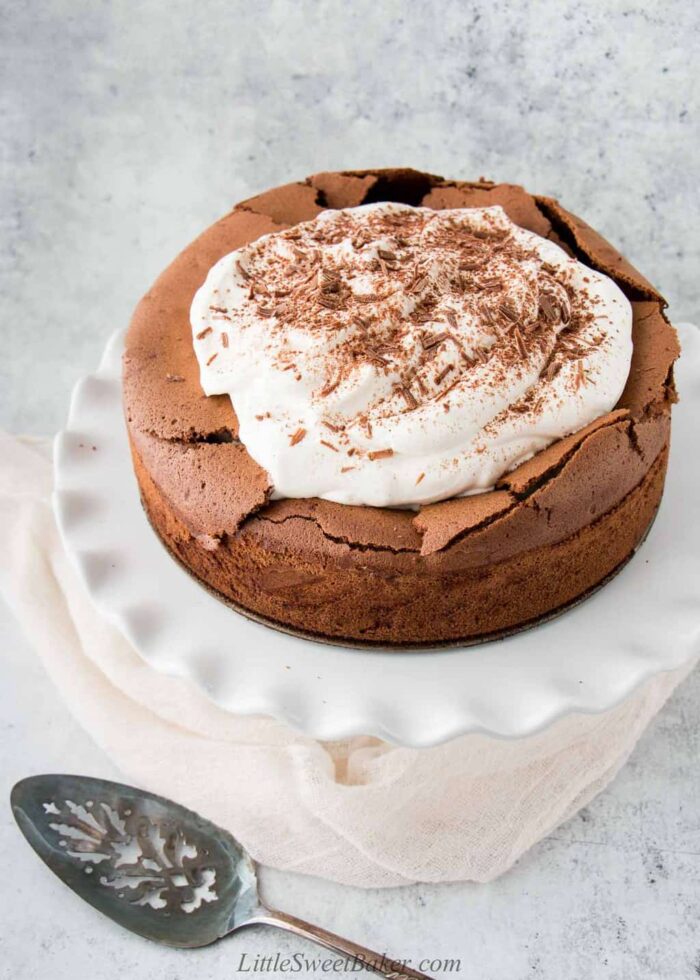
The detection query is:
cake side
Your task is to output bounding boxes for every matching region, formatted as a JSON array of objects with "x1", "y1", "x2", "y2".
[{"x1": 131, "y1": 432, "x2": 668, "y2": 645}]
